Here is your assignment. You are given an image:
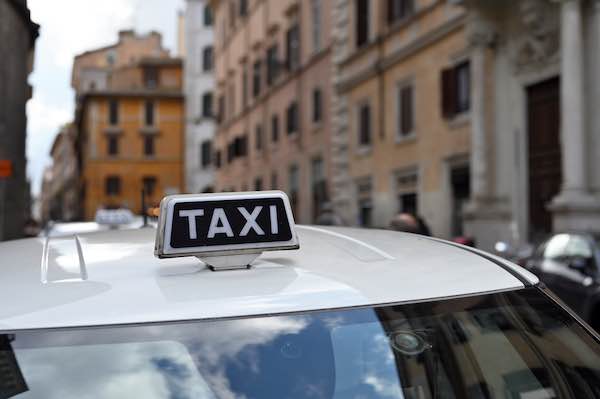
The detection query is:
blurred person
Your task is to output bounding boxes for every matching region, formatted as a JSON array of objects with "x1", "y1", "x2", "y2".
[
  {"x1": 390, "y1": 213, "x2": 431, "y2": 236},
  {"x1": 453, "y1": 236, "x2": 476, "y2": 247}
]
